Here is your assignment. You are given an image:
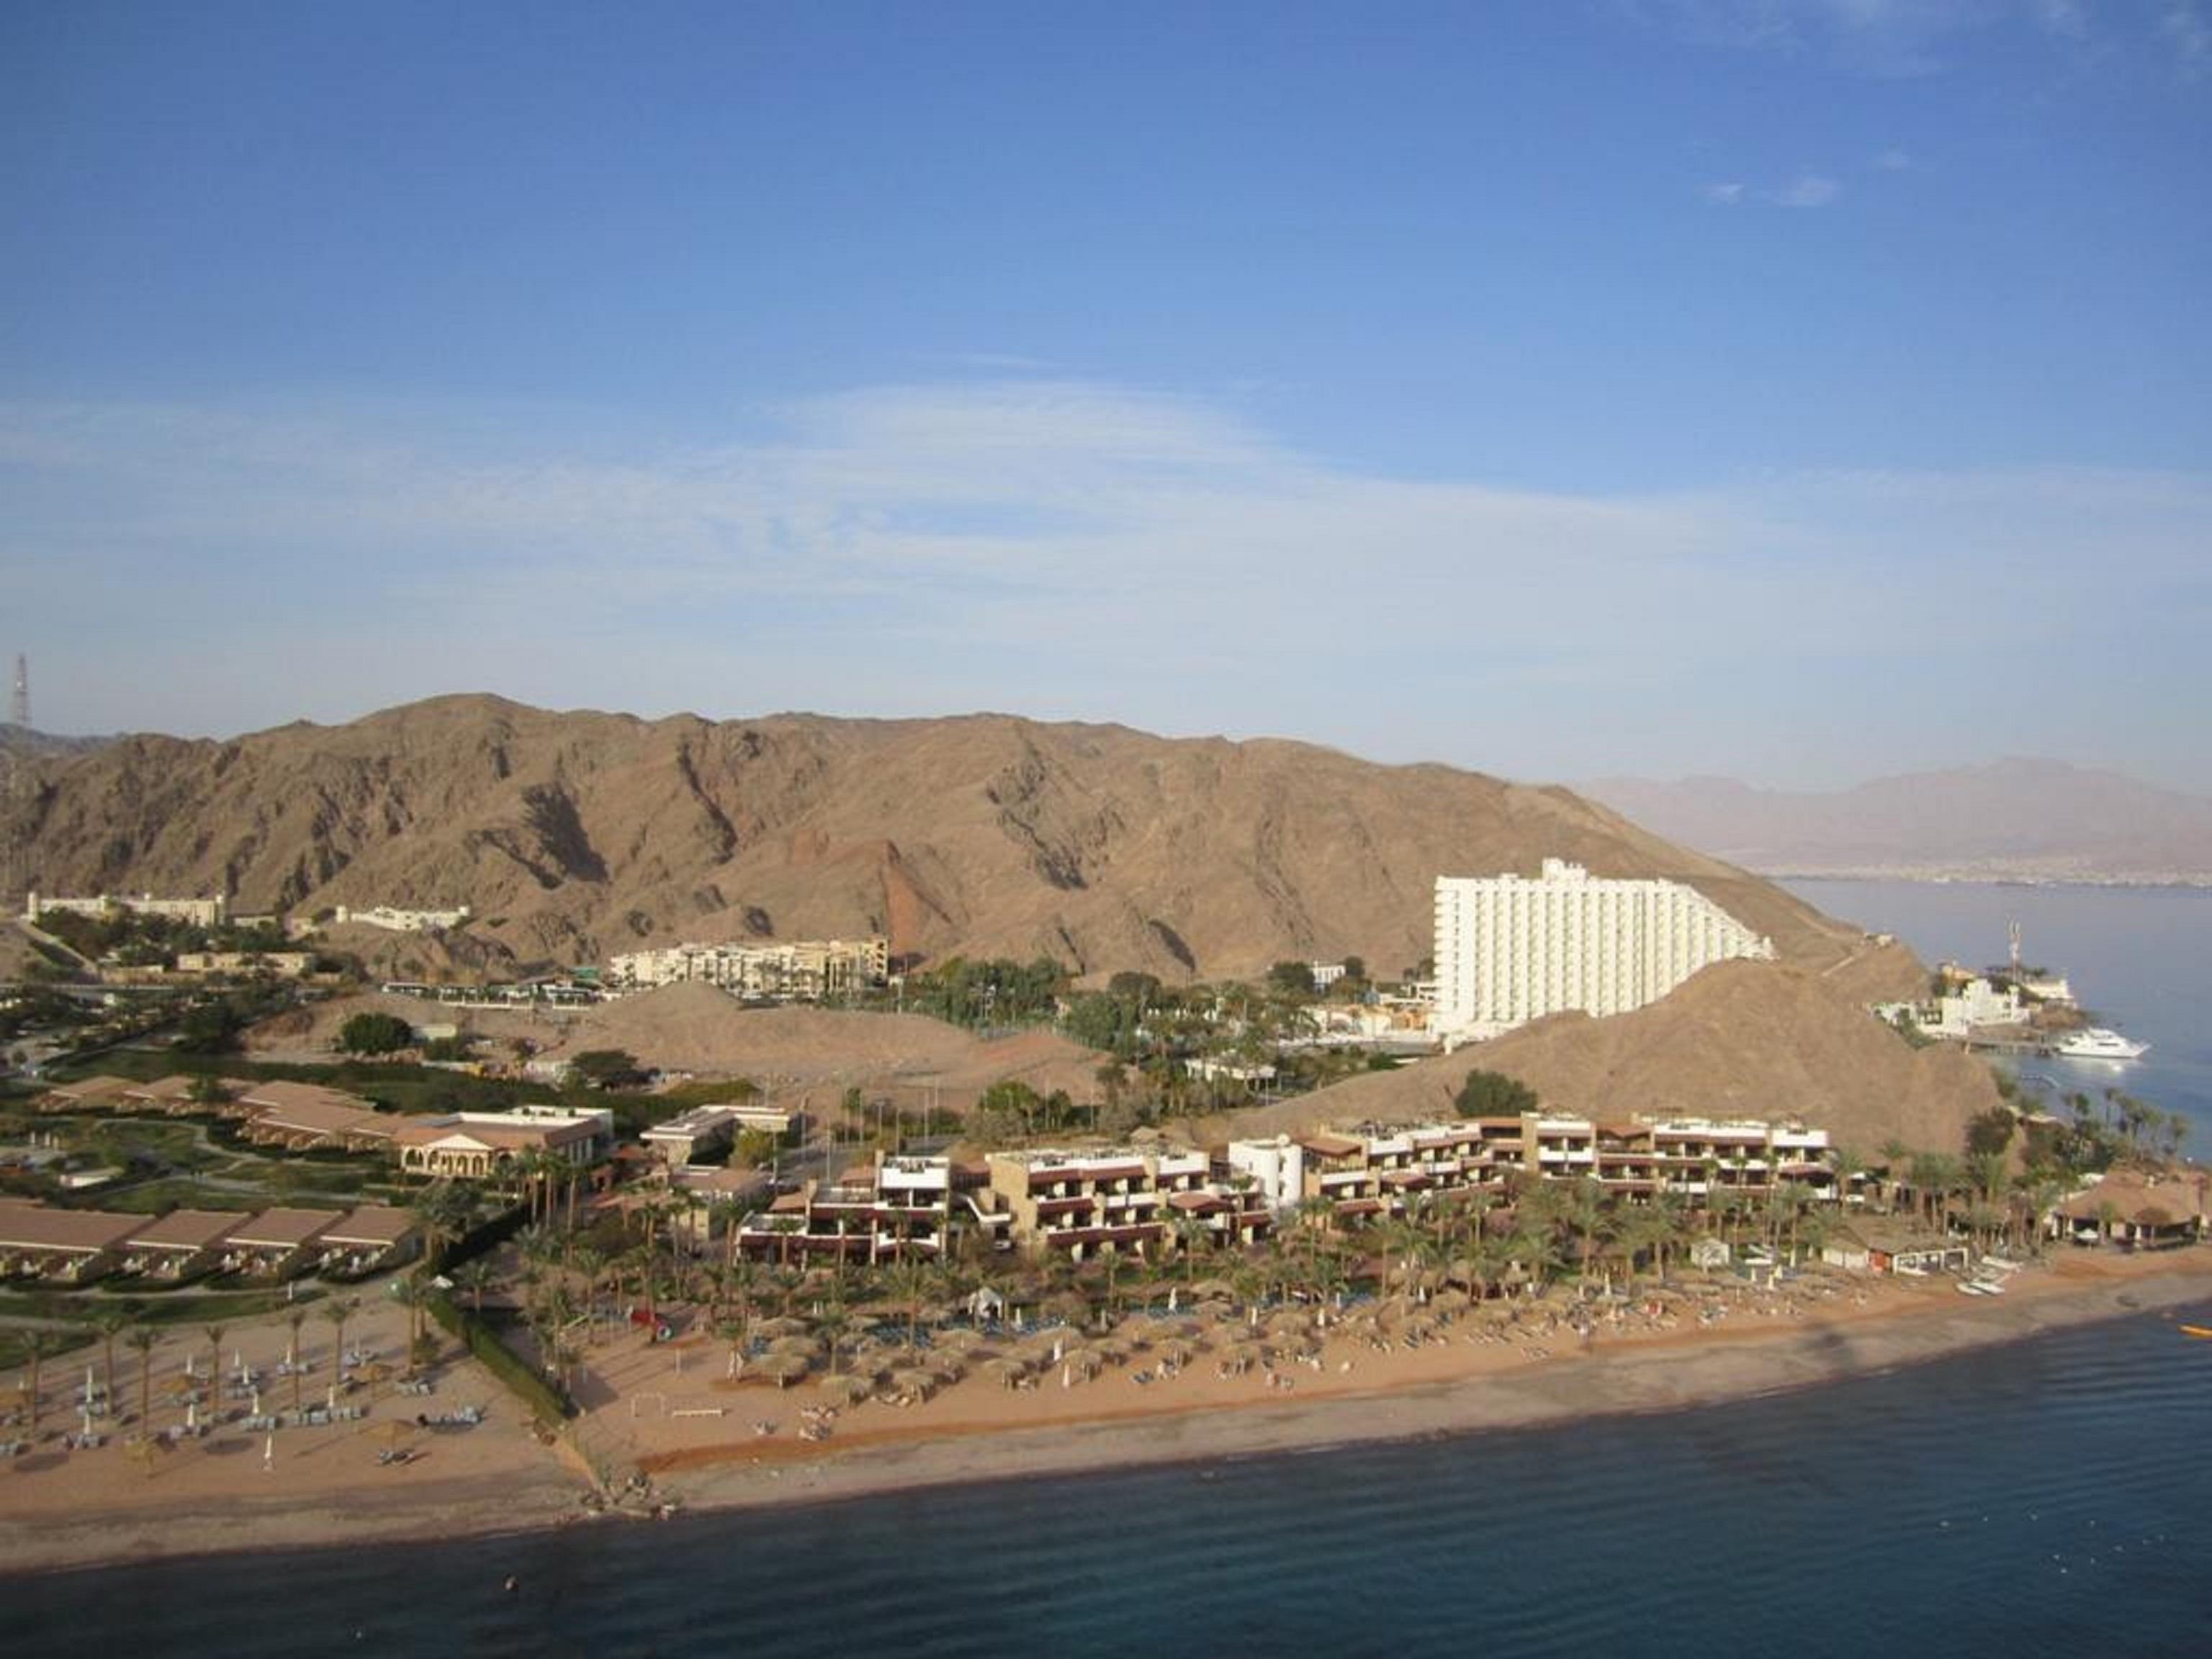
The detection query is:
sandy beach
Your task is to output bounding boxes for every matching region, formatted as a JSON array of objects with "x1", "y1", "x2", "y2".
[{"x1": 6, "y1": 1246, "x2": 2209, "y2": 1576}]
